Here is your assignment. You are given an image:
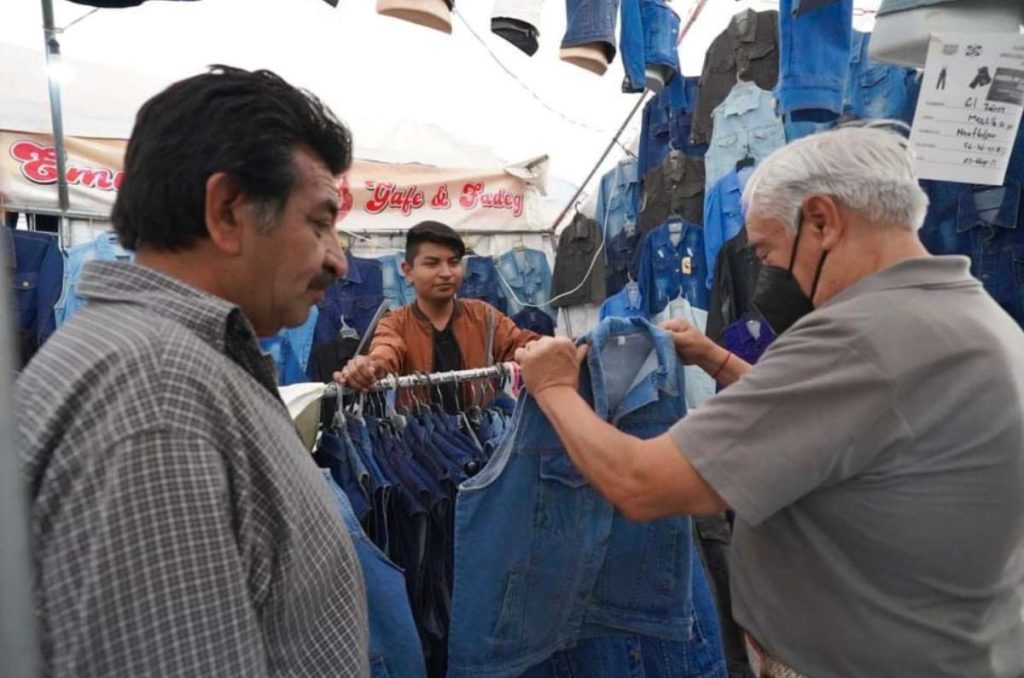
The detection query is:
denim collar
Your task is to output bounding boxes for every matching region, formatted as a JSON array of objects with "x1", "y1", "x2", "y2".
[
  {"x1": 340, "y1": 252, "x2": 365, "y2": 286},
  {"x1": 727, "y1": 8, "x2": 758, "y2": 43},
  {"x1": 567, "y1": 214, "x2": 596, "y2": 241},
  {"x1": 956, "y1": 181, "x2": 1020, "y2": 233},
  {"x1": 649, "y1": 219, "x2": 701, "y2": 250},
  {"x1": 503, "y1": 248, "x2": 539, "y2": 280},
  {"x1": 722, "y1": 82, "x2": 764, "y2": 117},
  {"x1": 582, "y1": 317, "x2": 679, "y2": 421}
]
